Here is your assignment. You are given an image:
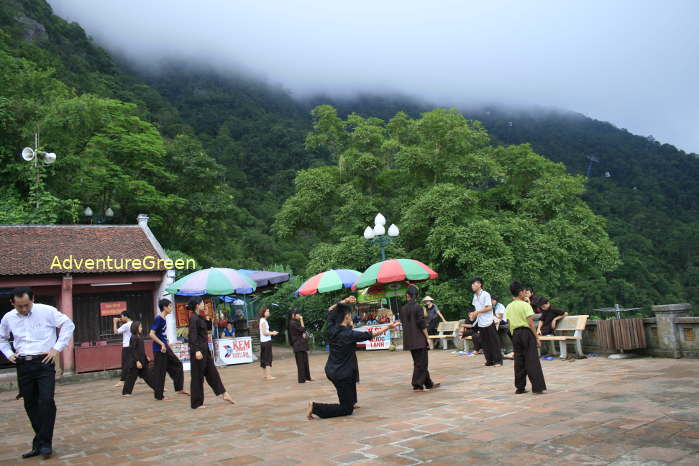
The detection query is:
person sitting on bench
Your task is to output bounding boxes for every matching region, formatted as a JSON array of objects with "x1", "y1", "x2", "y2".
[
  {"x1": 536, "y1": 298, "x2": 568, "y2": 337},
  {"x1": 493, "y1": 296, "x2": 511, "y2": 353},
  {"x1": 461, "y1": 317, "x2": 481, "y2": 355}
]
